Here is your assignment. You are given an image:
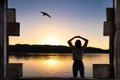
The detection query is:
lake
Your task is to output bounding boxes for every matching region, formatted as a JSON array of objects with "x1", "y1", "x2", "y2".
[{"x1": 9, "y1": 53, "x2": 109, "y2": 77}]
